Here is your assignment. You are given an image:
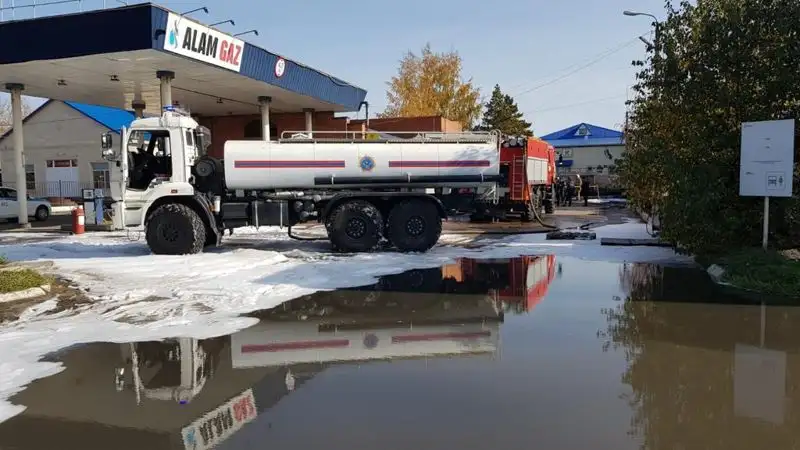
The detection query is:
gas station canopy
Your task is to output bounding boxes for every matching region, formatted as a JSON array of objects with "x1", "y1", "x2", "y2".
[{"x1": 0, "y1": 3, "x2": 367, "y2": 116}]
